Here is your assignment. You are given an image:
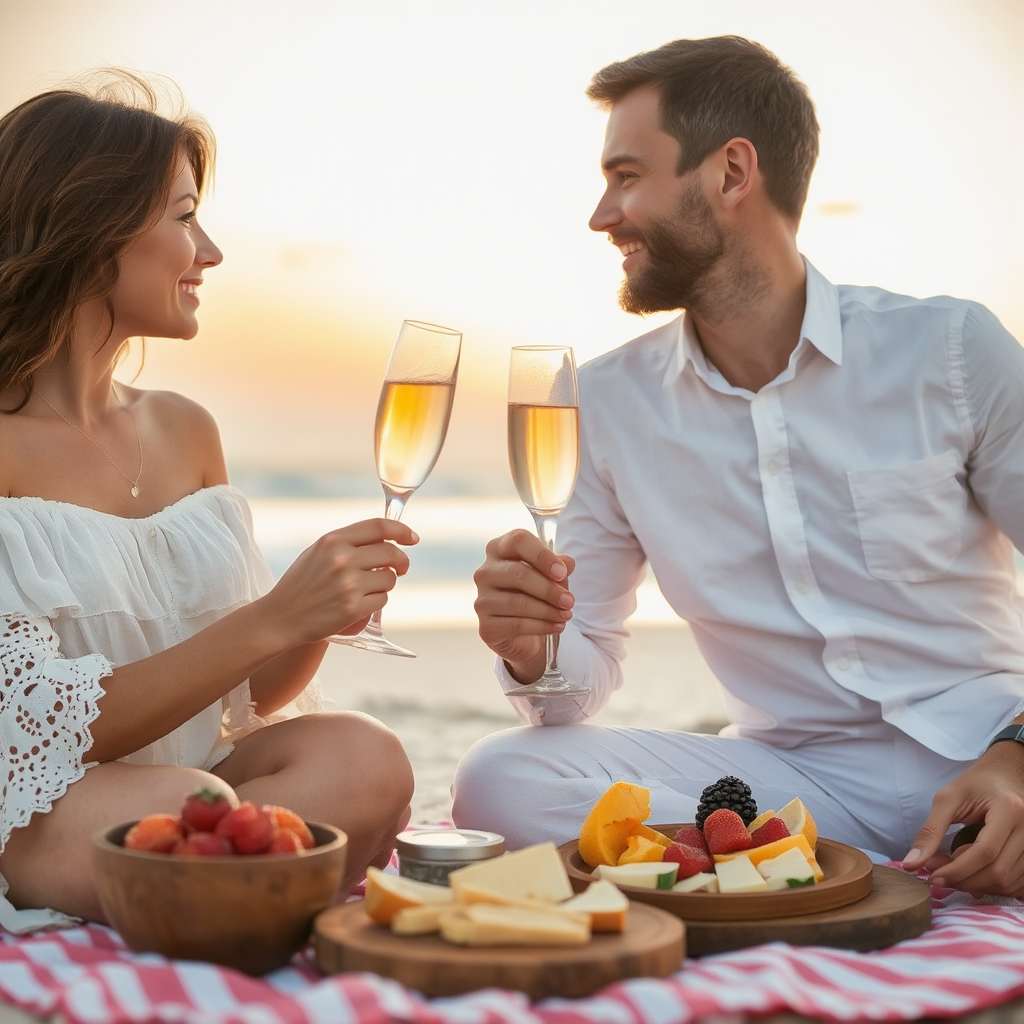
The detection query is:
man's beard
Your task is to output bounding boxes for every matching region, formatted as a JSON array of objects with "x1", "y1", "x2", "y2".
[{"x1": 618, "y1": 178, "x2": 725, "y2": 316}]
